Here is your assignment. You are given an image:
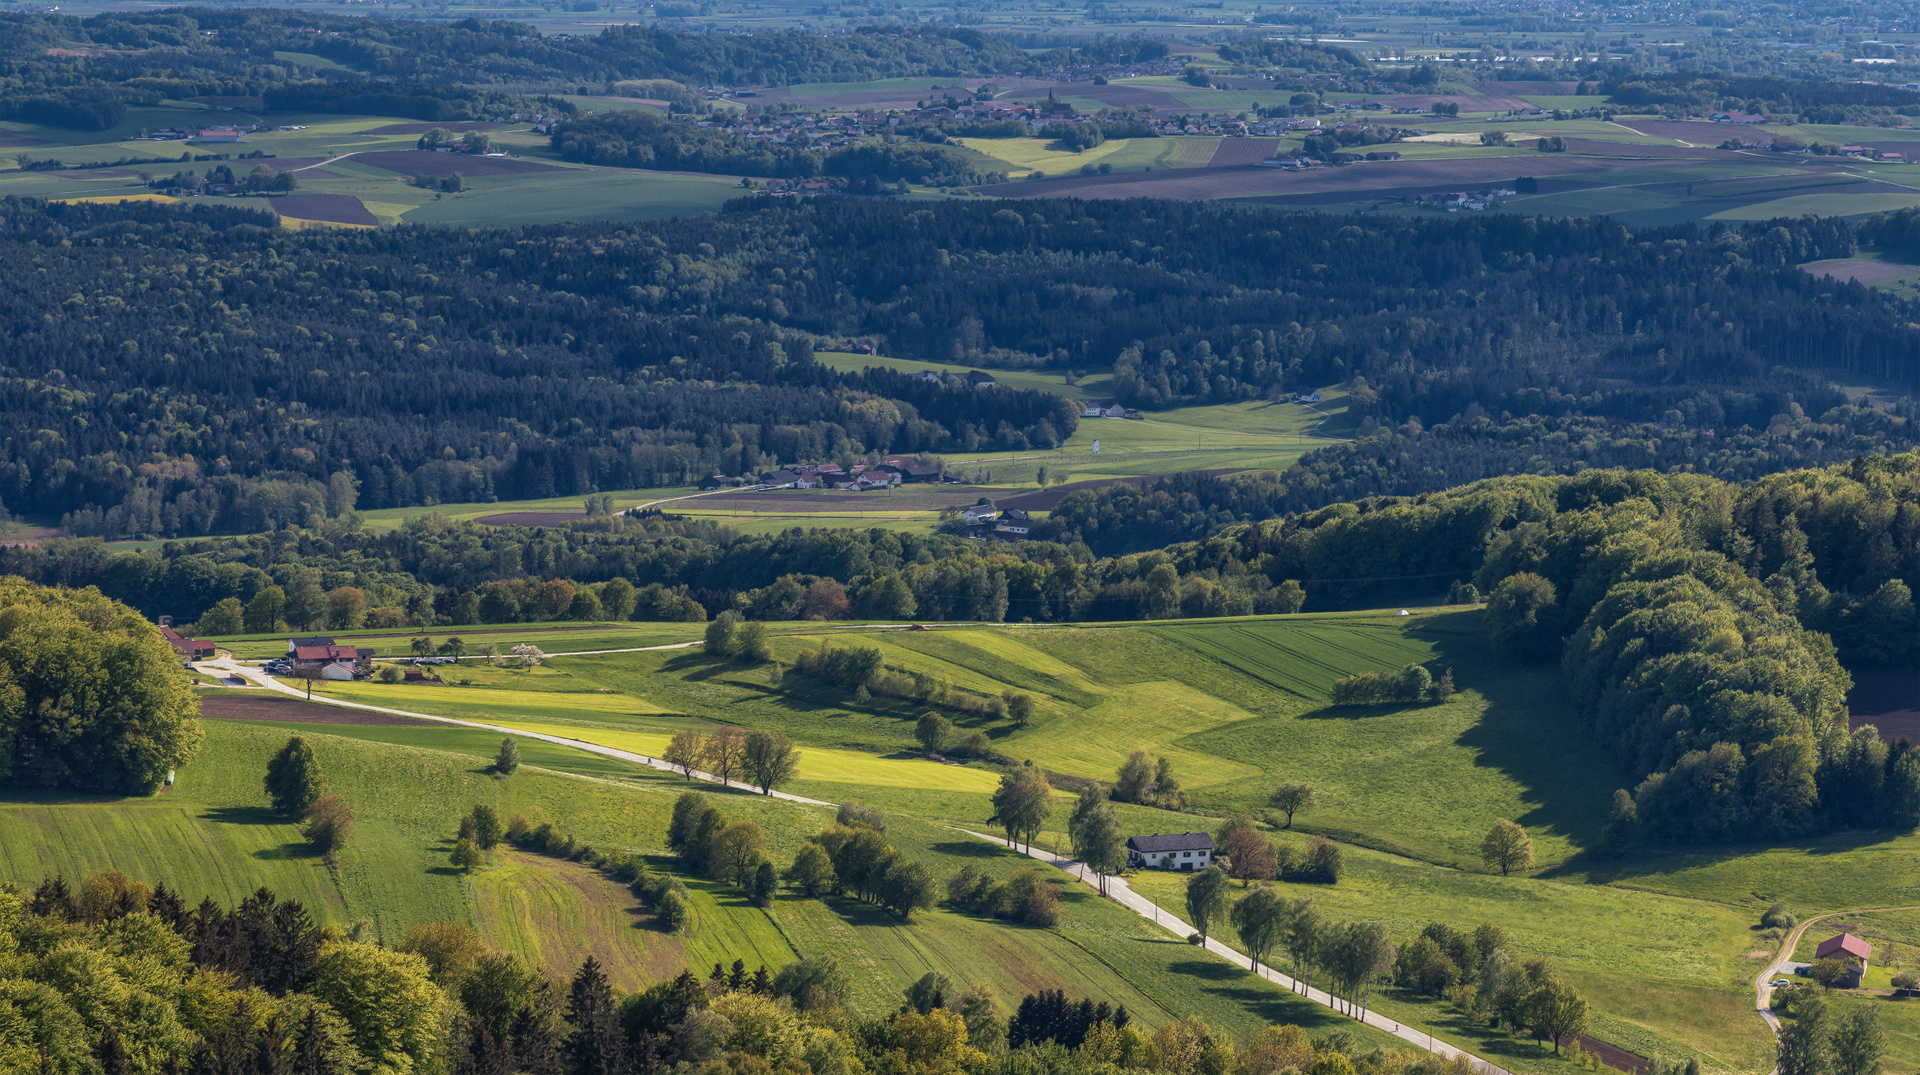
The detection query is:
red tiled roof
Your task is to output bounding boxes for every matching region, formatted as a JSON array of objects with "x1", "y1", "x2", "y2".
[
  {"x1": 1815, "y1": 933, "x2": 1872, "y2": 962},
  {"x1": 293, "y1": 645, "x2": 359, "y2": 662}
]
